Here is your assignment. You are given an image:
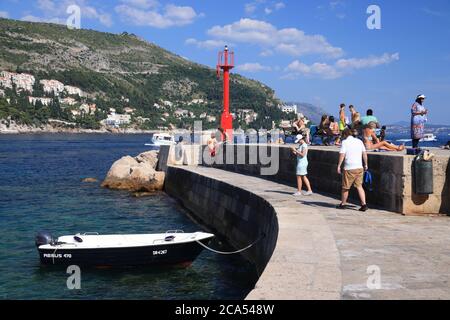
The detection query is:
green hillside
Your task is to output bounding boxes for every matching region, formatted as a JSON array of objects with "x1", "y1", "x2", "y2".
[{"x1": 0, "y1": 18, "x2": 293, "y2": 130}]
